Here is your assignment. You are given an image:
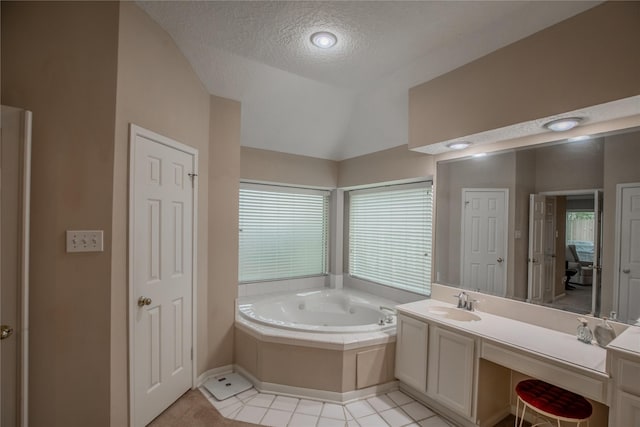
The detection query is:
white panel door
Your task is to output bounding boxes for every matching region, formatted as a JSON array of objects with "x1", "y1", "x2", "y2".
[
  {"x1": 461, "y1": 189, "x2": 508, "y2": 296},
  {"x1": 618, "y1": 185, "x2": 640, "y2": 324},
  {"x1": 527, "y1": 195, "x2": 545, "y2": 304},
  {"x1": 543, "y1": 197, "x2": 556, "y2": 303},
  {"x1": 395, "y1": 315, "x2": 428, "y2": 393},
  {"x1": 131, "y1": 127, "x2": 195, "y2": 427}
]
